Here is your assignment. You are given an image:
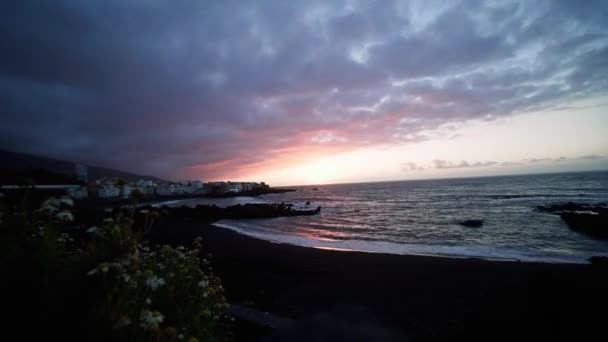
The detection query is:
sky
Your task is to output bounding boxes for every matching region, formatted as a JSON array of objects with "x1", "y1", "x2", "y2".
[{"x1": 1, "y1": 0, "x2": 607, "y2": 186}]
